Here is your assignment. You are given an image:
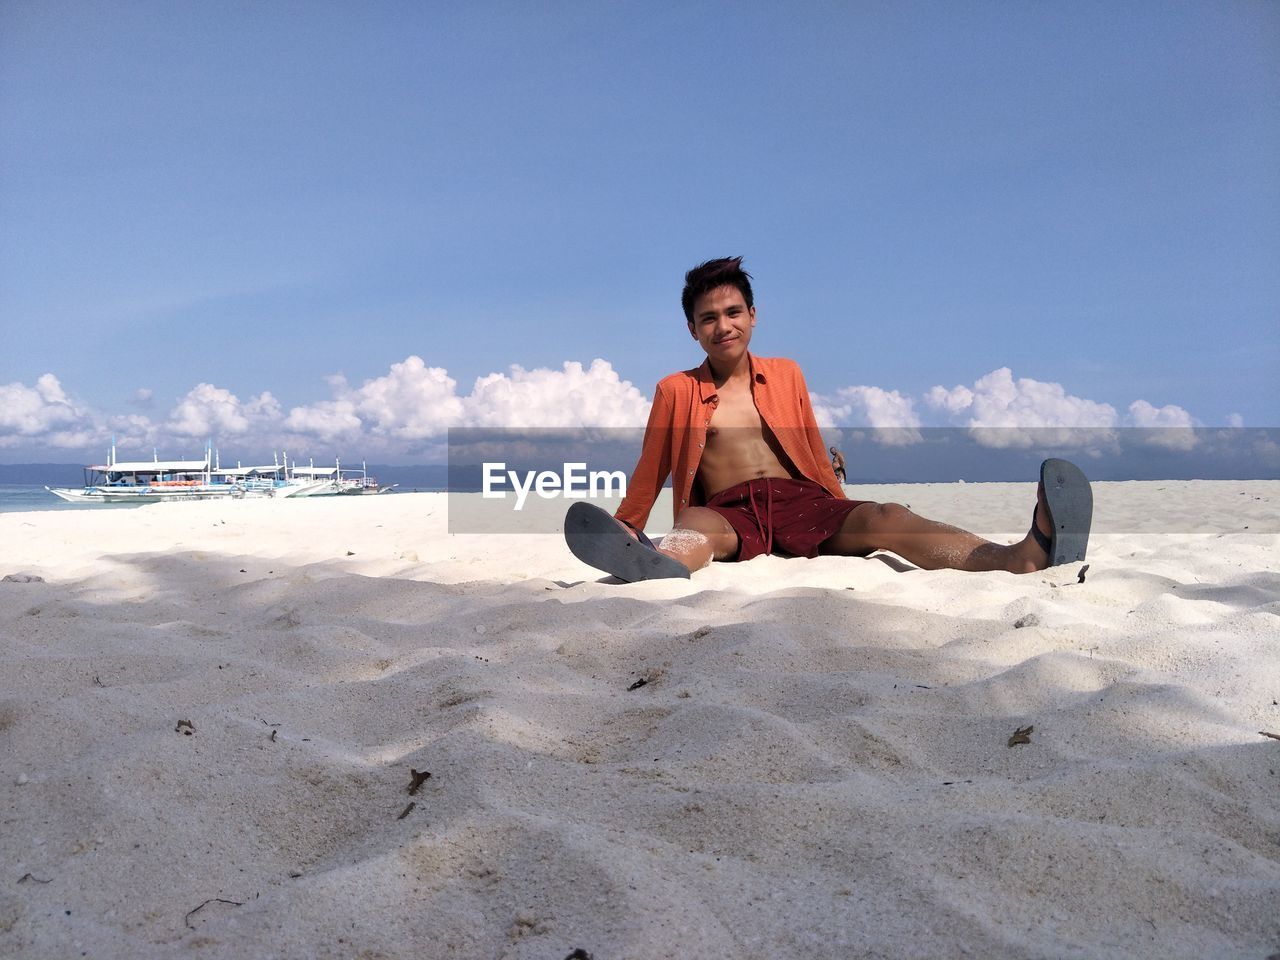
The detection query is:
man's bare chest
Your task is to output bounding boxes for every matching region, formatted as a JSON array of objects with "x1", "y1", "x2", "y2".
[{"x1": 706, "y1": 389, "x2": 765, "y2": 438}]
